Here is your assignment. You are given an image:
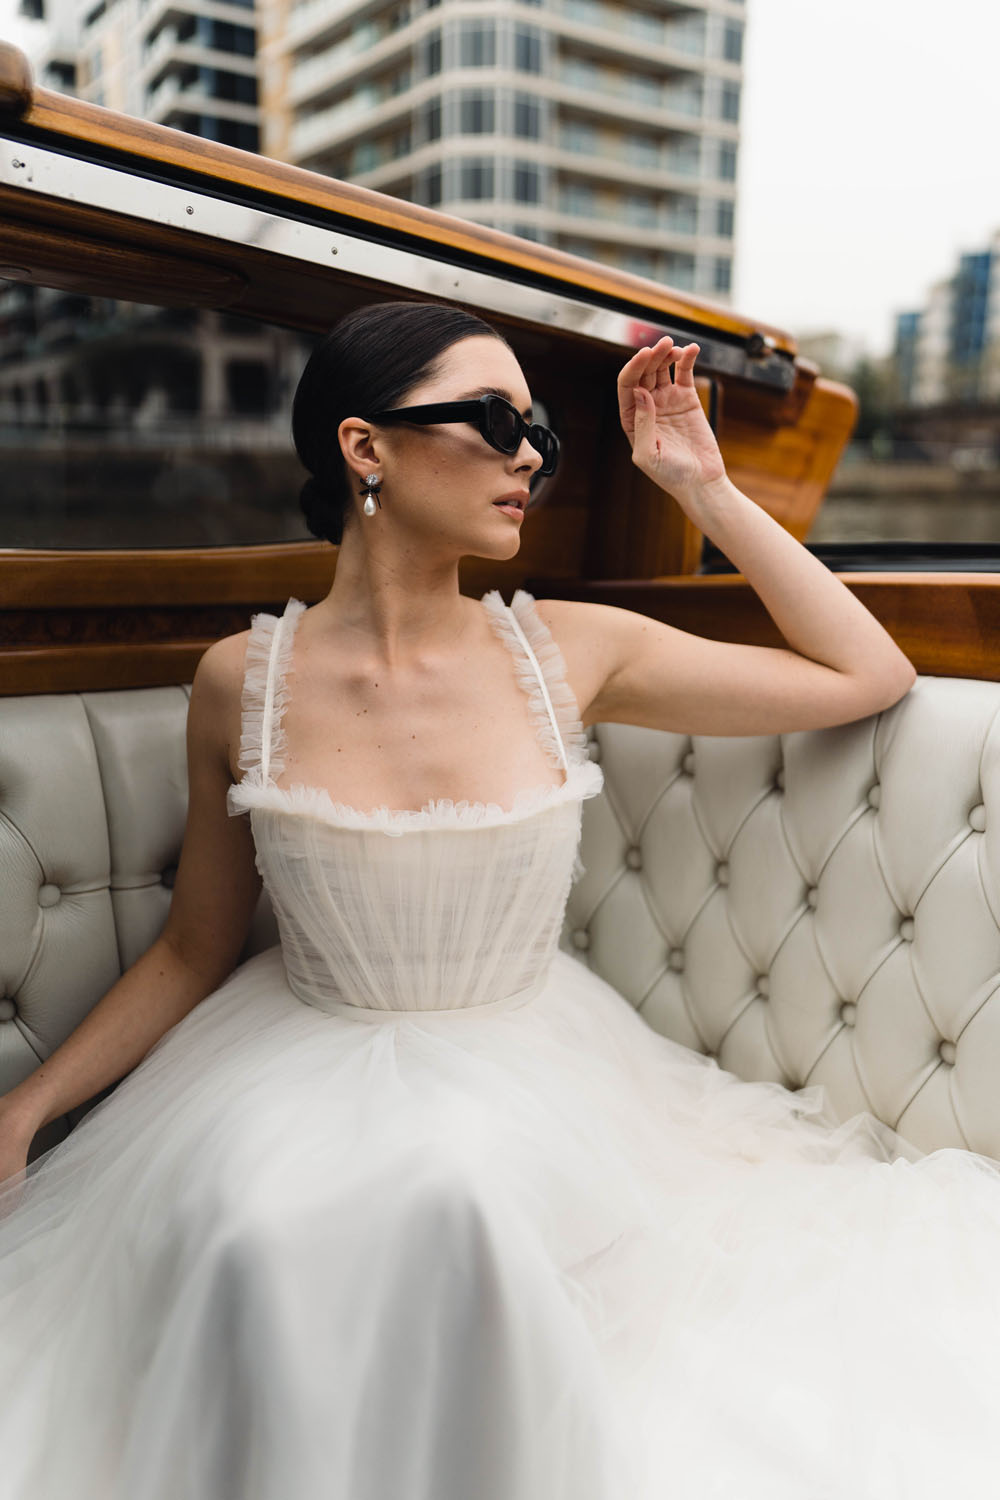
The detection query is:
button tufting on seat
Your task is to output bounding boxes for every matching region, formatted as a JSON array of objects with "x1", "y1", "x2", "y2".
[
  {"x1": 681, "y1": 751, "x2": 695, "y2": 776},
  {"x1": 939, "y1": 1039, "x2": 957, "y2": 1066},
  {"x1": 774, "y1": 768, "x2": 785, "y2": 791},
  {"x1": 899, "y1": 917, "x2": 915, "y2": 941},
  {"x1": 571, "y1": 929, "x2": 591, "y2": 951},
  {"x1": 161, "y1": 865, "x2": 178, "y2": 889},
  {"x1": 625, "y1": 846, "x2": 643, "y2": 871},
  {"x1": 756, "y1": 974, "x2": 770, "y2": 998},
  {"x1": 0, "y1": 998, "x2": 16, "y2": 1022},
  {"x1": 37, "y1": 884, "x2": 61, "y2": 908},
  {"x1": 667, "y1": 948, "x2": 685, "y2": 973},
  {"x1": 867, "y1": 784, "x2": 881, "y2": 810},
  {"x1": 840, "y1": 1001, "x2": 857, "y2": 1026},
  {"x1": 716, "y1": 861, "x2": 730, "y2": 886},
  {"x1": 587, "y1": 738, "x2": 602, "y2": 763},
  {"x1": 806, "y1": 886, "x2": 819, "y2": 909},
  {"x1": 969, "y1": 804, "x2": 987, "y2": 833}
]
